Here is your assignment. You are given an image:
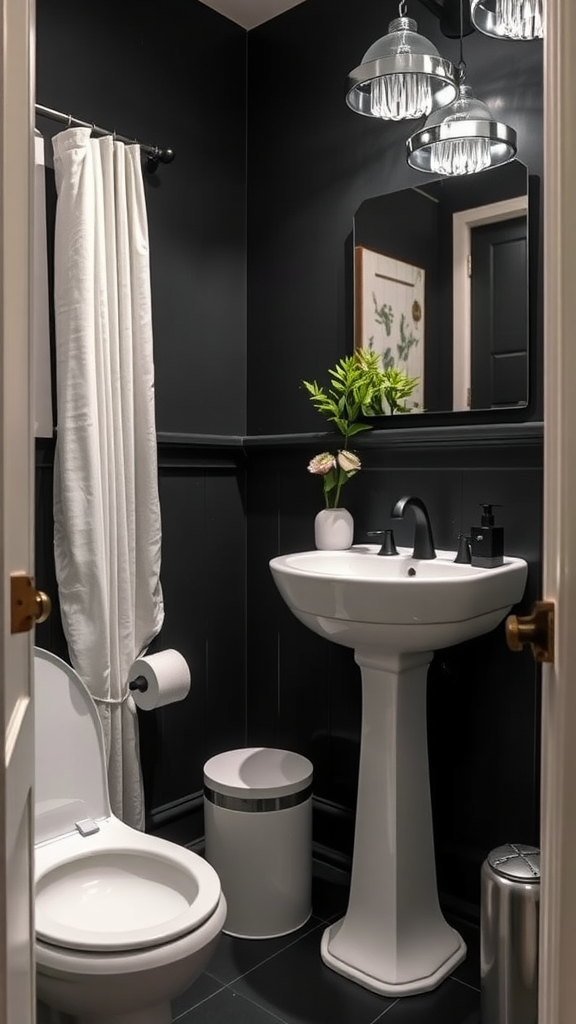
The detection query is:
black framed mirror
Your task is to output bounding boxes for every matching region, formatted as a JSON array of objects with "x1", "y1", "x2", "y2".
[{"x1": 353, "y1": 159, "x2": 531, "y2": 417}]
